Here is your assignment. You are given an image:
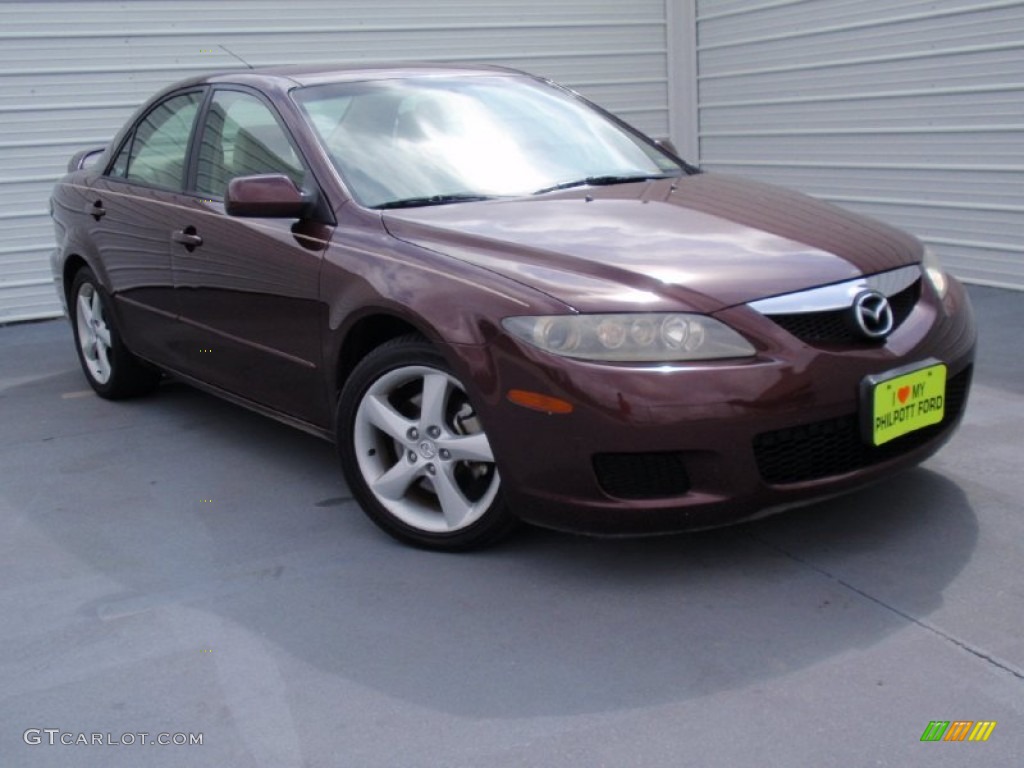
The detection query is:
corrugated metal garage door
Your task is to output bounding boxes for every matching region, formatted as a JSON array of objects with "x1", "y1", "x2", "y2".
[
  {"x1": 0, "y1": 0, "x2": 673, "y2": 323},
  {"x1": 695, "y1": 0, "x2": 1024, "y2": 289}
]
